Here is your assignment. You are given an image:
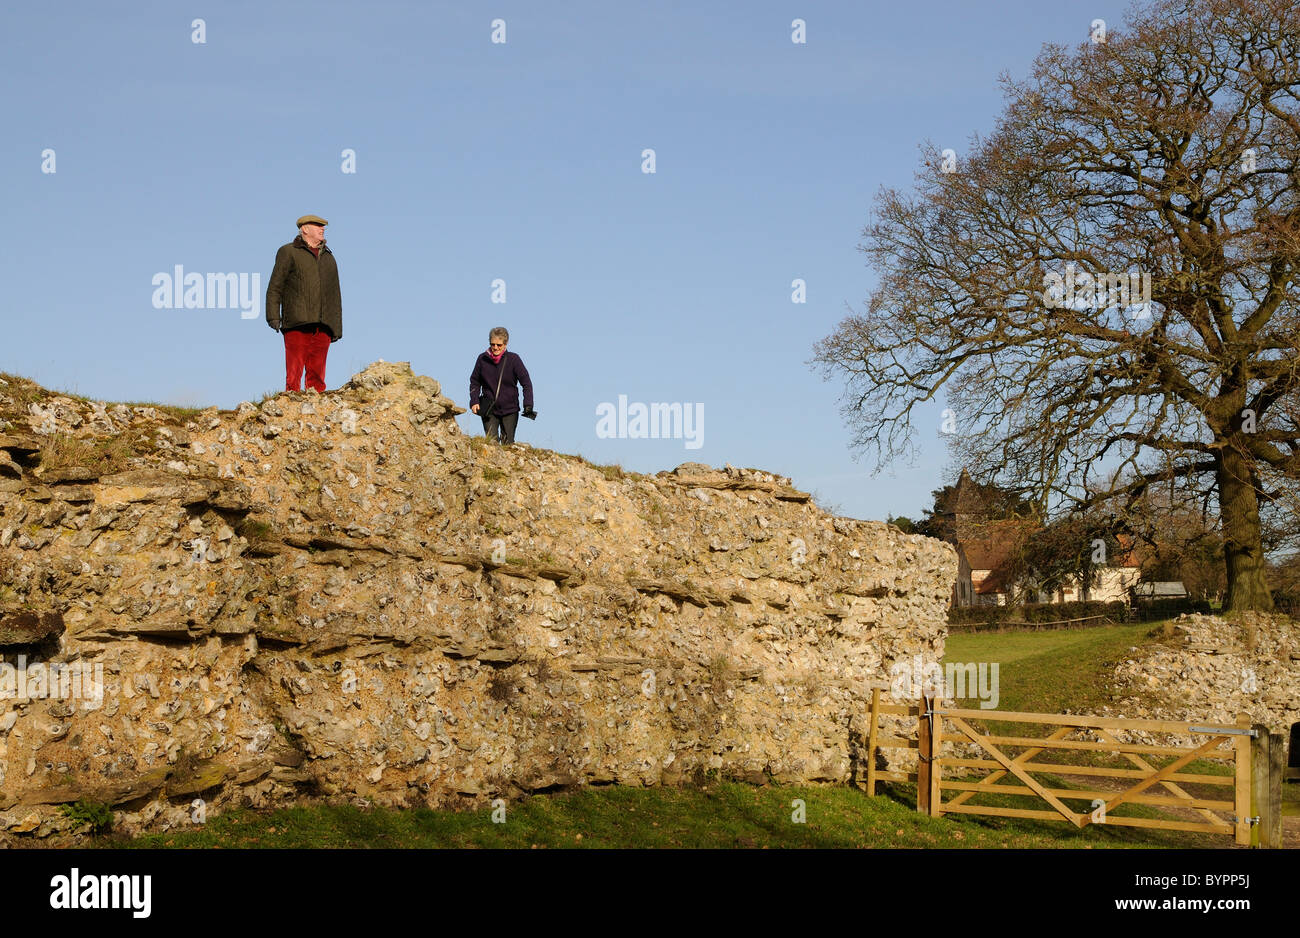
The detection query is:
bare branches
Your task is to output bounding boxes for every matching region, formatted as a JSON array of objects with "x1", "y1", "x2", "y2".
[
  {"x1": 813, "y1": 0, "x2": 1300, "y2": 608},
  {"x1": 815, "y1": 0, "x2": 1300, "y2": 486}
]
